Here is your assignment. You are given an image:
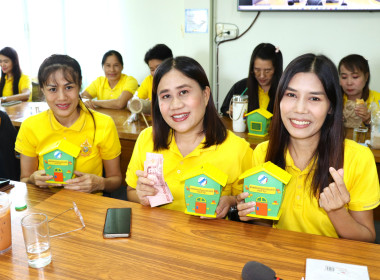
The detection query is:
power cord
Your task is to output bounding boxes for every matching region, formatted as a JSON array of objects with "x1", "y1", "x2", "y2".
[{"x1": 215, "y1": 12, "x2": 261, "y2": 111}]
